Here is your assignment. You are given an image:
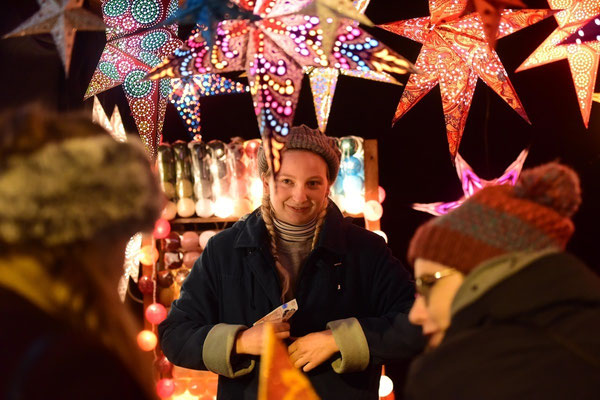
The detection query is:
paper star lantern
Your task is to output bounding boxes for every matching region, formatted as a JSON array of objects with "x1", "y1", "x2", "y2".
[
  {"x1": 170, "y1": 74, "x2": 248, "y2": 136},
  {"x1": 118, "y1": 232, "x2": 142, "y2": 302},
  {"x1": 517, "y1": 1, "x2": 600, "y2": 128},
  {"x1": 413, "y1": 148, "x2": 529, "y2": 216},
  {"x1": 562, "y1": 13, "x2": 600, "y2": 45},
  {"x1": 92, "y1": 96, "x2": 127, "y2": 142},
  {"x1": 379, "y1": 1, "x2": 553, "y2": 159},
  {"x1": 593, "y1": 93, "x2": 600, "y2": 103},
  {"x1": 3, "y1": 0, "x2": 105, "y2": 75},
  {"x1": 297, "y1": 0, "x2": 374, "y2": 55},
  {"x1": 85, "y1": 0, "x2": 182, "y2": 159},
  {"x1": 148, "y1": 0, "x2": 414, "y2": 173},
  {"x1": 461, "y1": 0, "x2": 527, "y2": 48},
  {"x1": 306, "y1": 0, "x2": 401, "y2": 133}
]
